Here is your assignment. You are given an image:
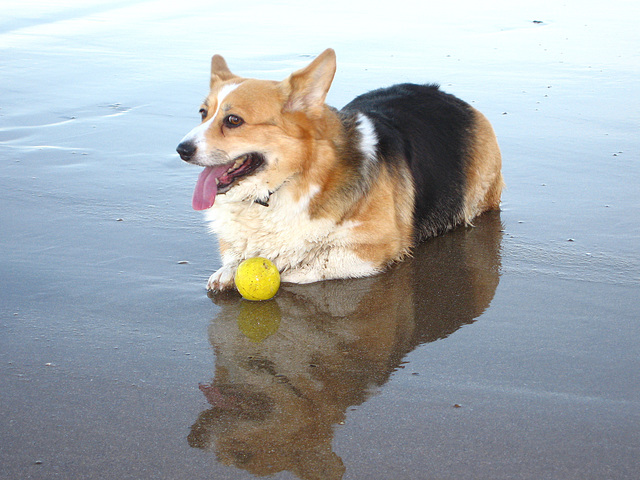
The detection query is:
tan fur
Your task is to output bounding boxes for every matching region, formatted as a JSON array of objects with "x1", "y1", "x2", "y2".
[
  {"x1": 202, "y1": 78, "x2": 312, "y2": 199},
  {"x1": 462, "y1": 108, "x2": 504, "y2": 223},
  {"x1": 349, "y1": 163, "x2": 415, "y2": 266},
  {"x1": 209, "y1": 54, "x2": 236, "y2": 85}
]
